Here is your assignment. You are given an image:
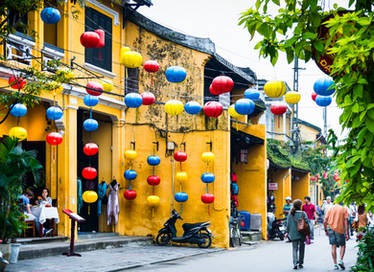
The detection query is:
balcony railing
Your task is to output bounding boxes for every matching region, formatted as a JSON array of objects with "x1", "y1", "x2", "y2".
[
  {"x1": 41, "y1": 43, "x2": 65, "y2": 71},
  {"x1": 6, "y1": 33, "x2": 35, "y2": 66}
]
